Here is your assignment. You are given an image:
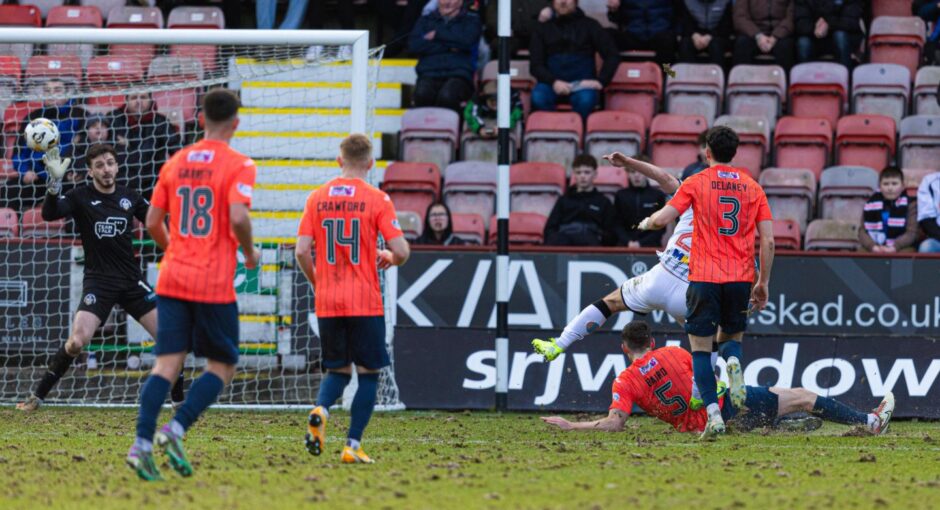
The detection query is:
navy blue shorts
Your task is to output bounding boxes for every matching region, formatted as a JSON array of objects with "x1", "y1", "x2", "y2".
[
  {"x1": 317, "y1": 316, "x2": 389, "y2": 370},
  {"x1": 154, "y1": 296, "x2": 240, "y2": 365},
  {"x1": 722, "y1": 385, "x2": 780, "y2": 426},
  {"x1": 685, "y1": 281, "x2": 752, "y2": 337}
]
